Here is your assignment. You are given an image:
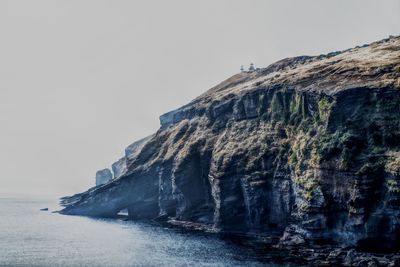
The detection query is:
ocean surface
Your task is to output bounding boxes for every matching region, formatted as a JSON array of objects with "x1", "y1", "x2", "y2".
[{"x1": 0, "y1": 195, "x2": 283, "y2": 267}]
